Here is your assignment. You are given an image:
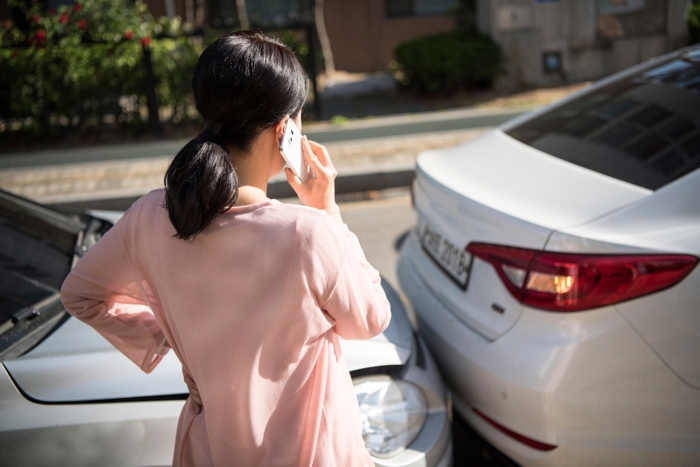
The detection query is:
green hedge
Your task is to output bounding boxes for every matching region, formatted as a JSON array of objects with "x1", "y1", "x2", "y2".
[
  {"x1": 393, "y1": 31, "x2": 503, "y2": 94},
  {"x1": 0, "y1": 0, "x2": 201, "y2": 137}
]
